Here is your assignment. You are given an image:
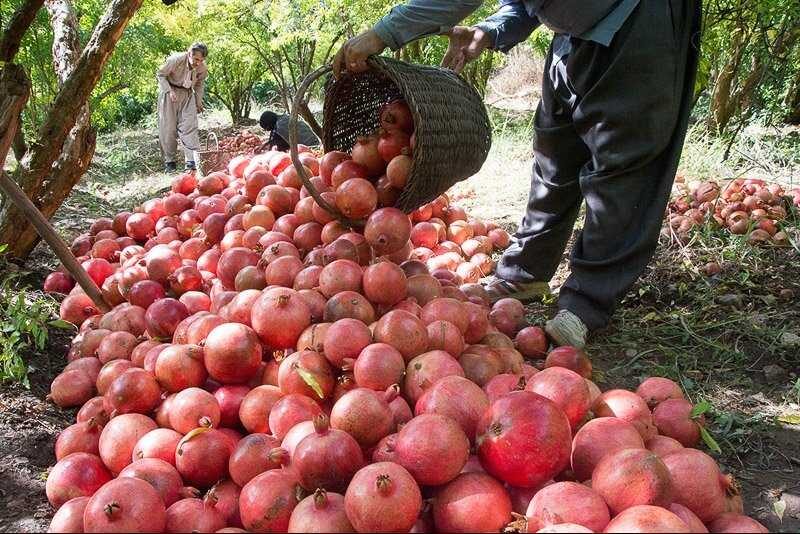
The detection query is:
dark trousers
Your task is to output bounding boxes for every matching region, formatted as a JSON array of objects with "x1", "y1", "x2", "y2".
[{"x1": 496, "y1": 0, "x2": 702, "y2": 330}]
